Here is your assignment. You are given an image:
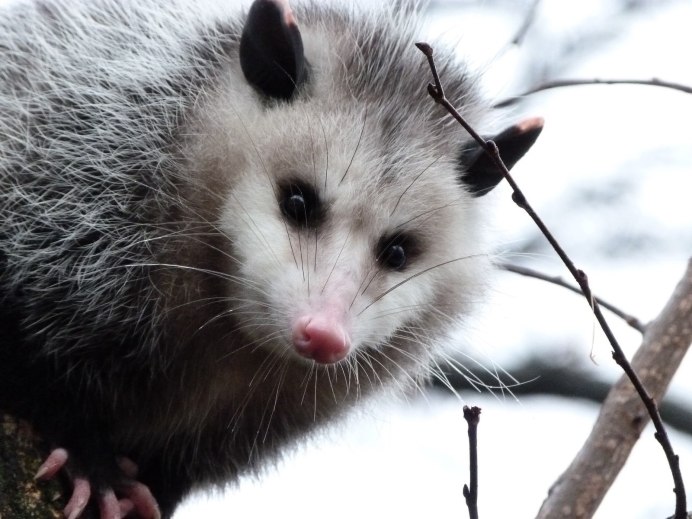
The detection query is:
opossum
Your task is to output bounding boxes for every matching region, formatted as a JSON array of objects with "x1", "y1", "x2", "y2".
[{"x1": 0, "y1": 0, "x2": 542, "y2": 517}]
